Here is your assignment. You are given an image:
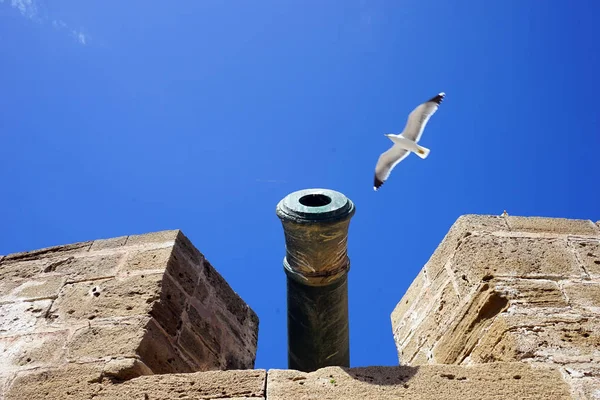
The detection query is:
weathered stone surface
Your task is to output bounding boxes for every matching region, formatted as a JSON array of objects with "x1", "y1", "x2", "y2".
[
  {"x1": 395, "y1": 280, "x2": 460, "y2": 364},
  {"x1": 126, "y1": 229, "x2": 179, "y2": 246},
  {"x1": 2, "y1": 228, "x2": 260, "y2": 376},
  {"x1": 102, "y1": 358, "x2": 153, "y2": 380},
  {"x1": 0, "y1": 300, "x2": 52, "y2": 337},
  {"x1": 0, "y1": 259, "x2": 46, "y2": 281},
  {"x1": 570, "y1": 239, "x2": 600, "y2": 278},
  {"x1": 166, "y1": 247, "x2": 201, "y2": 296},
  {"x1": 120, "y1": 247, "x2": 173, "y2": 274},
  {"x1": 466, "y1": 312, "x2": 600, "y2": 365},
  {"x1": 494, "y1": 278, "x2": 568, "y2": 308},
  {"x1": 267, "y1": 363, "x2": 572, "y2": 400},
  {"x1": 391, "y1": 270, "x2": 427, "y2": 331},
  {"x1": 0, "y1": 228, "x2": 260, "y2": 399},
  {"x1": 137, "y1": 318, "x2": 194, "y2": 374},
  {"x1": 186, "y1": 298, "x2": 224, "y2": 356},
  {"x1": 67, "y1": 317, "x2": 149, "y2": 361},
  {"x1": 8, "y1": 275, "x2": 66, "y2": 302},
  {"x1": 423, "y1": 215, "x2": 509, "y2": 283},
  {"x1": 392, "y1": 214, "x2": 600, "y2": 399},
  {"x1": 562, "y1": 282, "x2": 600, "y2": 313},
  {"x1": 0, "y1": 330, "x2": 67, "y2": 372},
  {"x1": 48, "y1": 274, "x2": 162, "y2": 322},
  {"x1": 506, "y1": 216, "x2": 599, "y2": 235},
  {"x1": 53, "y1": 253, "x2": 123, "y2": 283},
  {"x1": 5, "y1": 366, "x2": 266, "y2": 400},
  {"x1": 89, "y1": 235, "x2": 128, "y2": 251},
  {"x1": 567, "y1": 376, "x2": 600, "y2": 400},
  {"x1": 451, "y1": 235, "x2": 581, "y2": 292},
  {"x1": 434, "y1": 283, "x2": 510, "y2": 364},
  {"x1": 4, "y1": 362, "x2": 105, "y2": 400},
  {"x1": 149, "y1": 273, "x2": 188, "y2": 336},
  {"x1": 2, "y1": 241, "x2": 92, "y2": 262},
  {"x1": 177, "y1": 326, "x2": 221, "y2": 370}
]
